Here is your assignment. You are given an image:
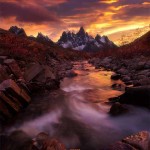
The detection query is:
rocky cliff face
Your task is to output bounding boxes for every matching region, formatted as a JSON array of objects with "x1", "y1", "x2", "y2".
[{"x1": 58, "y1": 27, "x2": 117, "y2": 51}]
